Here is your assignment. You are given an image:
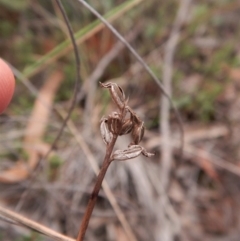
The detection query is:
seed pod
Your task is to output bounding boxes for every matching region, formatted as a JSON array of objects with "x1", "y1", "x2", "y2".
[
  {"x1": 107, "y1": 112, "x2": 122, "y2": 135},
  {"x1": 99, "y1": 82, "x2": 126, "y2": 110},
  {"x1": 127, "y1": 107, "x2": 145, "y2": 144},
  {"x1": 100, "y1": 117, "x2": 113, "y2": 145},
  {"x1": 120, "y1": 118, "x2": 133, "y2": 135},
  {"x1": 132, "y1": 122, "x2": 145, "y2": 145},
  {"x1": 112, "y1": 145, "x2": 143, "y2": 161}
]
